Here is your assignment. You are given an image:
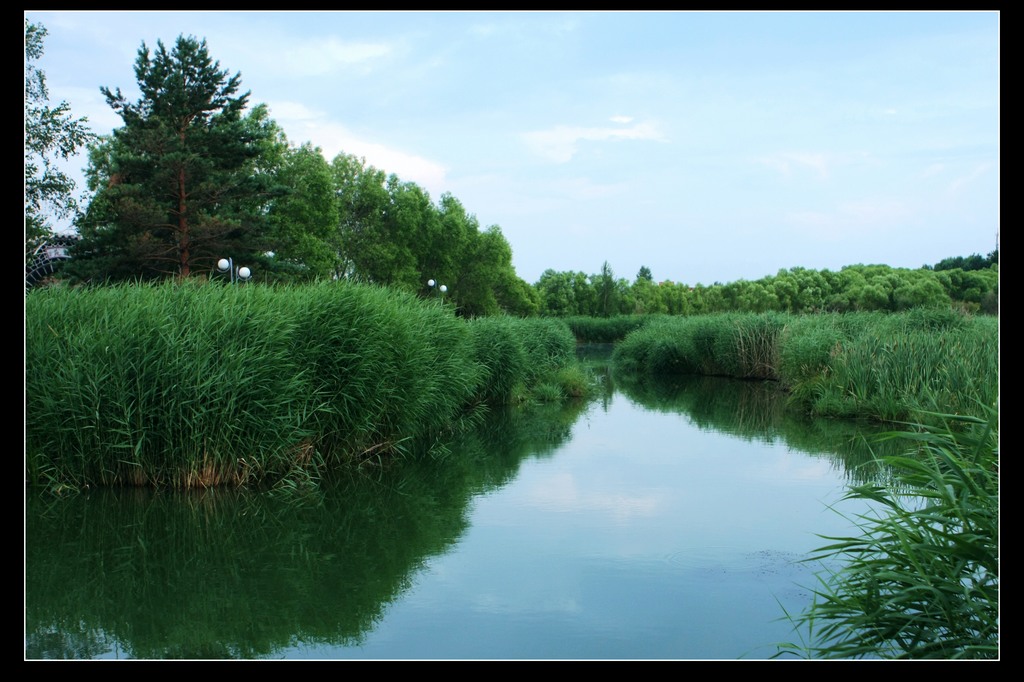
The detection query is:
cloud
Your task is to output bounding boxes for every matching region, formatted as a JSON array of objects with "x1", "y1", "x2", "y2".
[
  {"x1": 947, "y1": 162, "x2": 993, "y2": 194},
  {"x1": 551, "y1": 177, "x2": 628, "y2": 200},
  {"x1": 521, "y1": 119, "x2": 666, "y2": 163},
  {"x1": 268, "y1": 100, "x2": 448, "y2": 197},
  {"x1": 786, "y1": 197, "x2": 912, "y2": 240},
  {"x1": 756, "y1": 151, "x2": 831, "y2": 179},
  {"x1": 242, "y1": 37, "x2": 394, "y2": 78},
  {"x1": 920, "y1": 162, "x2": 947, "y2": 179},
  {"x1": 524, "y1": 472, "x2": 661, "y2": 523},
  {"x1": 467, "y1": 22, "x2": 498, "y2": 39}
]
